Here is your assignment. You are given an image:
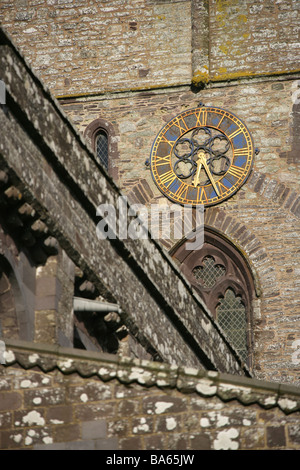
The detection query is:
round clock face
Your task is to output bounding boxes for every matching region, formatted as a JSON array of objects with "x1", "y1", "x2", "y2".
[{"x1": 150, "y1": 106, "x2": 254, "y2": 207}]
